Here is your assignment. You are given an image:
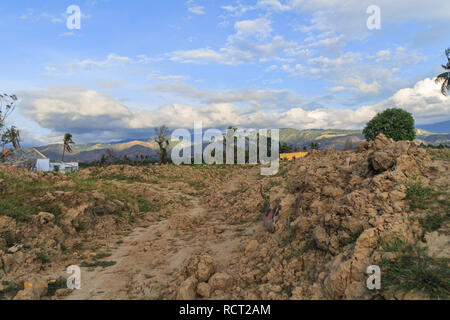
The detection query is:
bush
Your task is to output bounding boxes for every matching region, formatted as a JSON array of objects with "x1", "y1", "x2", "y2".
[{"x1": 363, "y1": 108, "x2": 416, "y2": 141}]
